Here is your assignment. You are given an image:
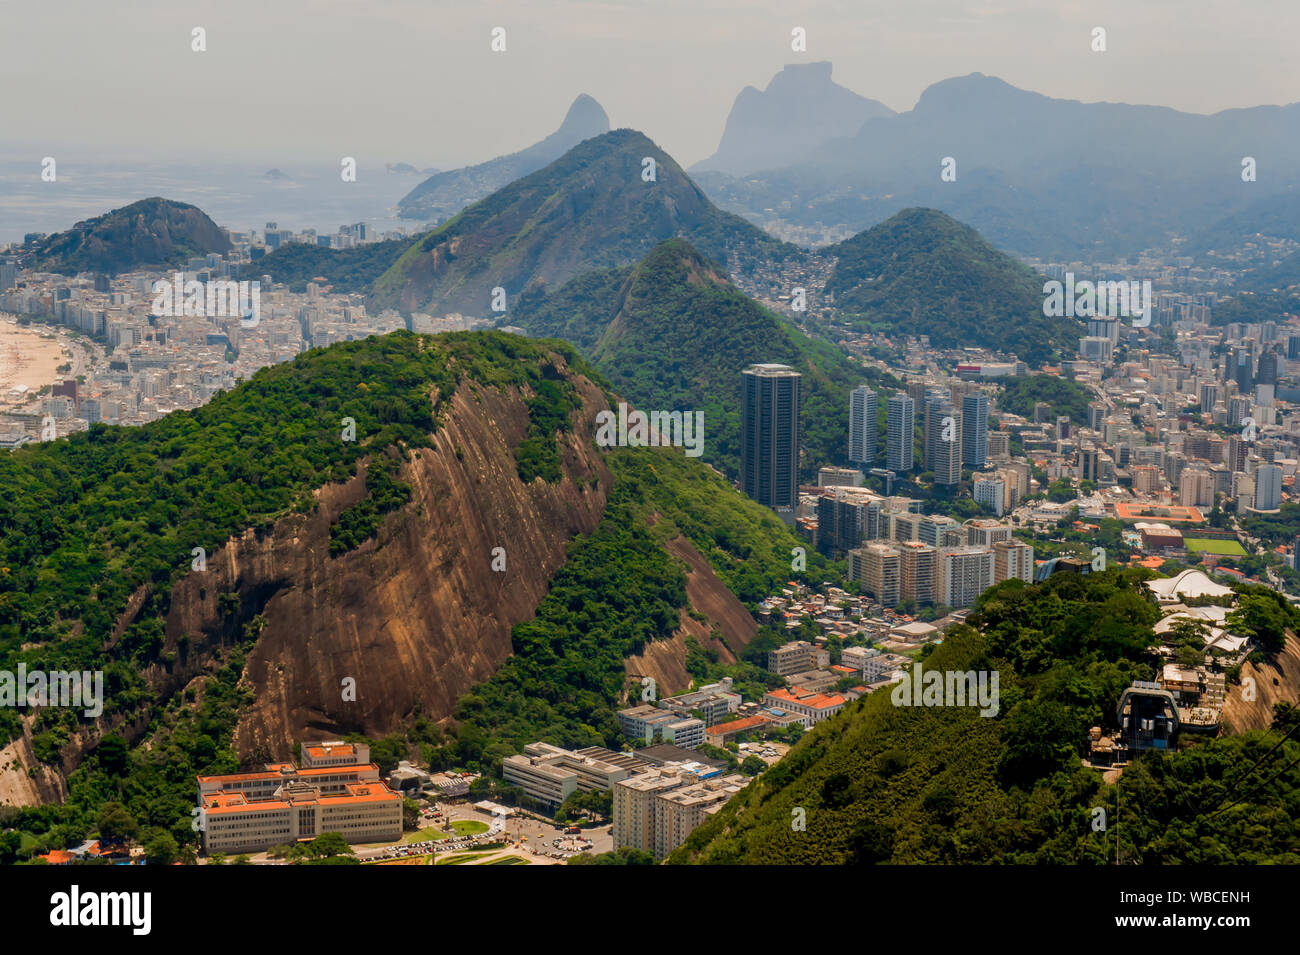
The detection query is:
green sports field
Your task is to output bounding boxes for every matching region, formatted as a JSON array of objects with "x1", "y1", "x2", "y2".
[{"x1": 1182, "y1": 538, "x2": 1248, "y2": 556}]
